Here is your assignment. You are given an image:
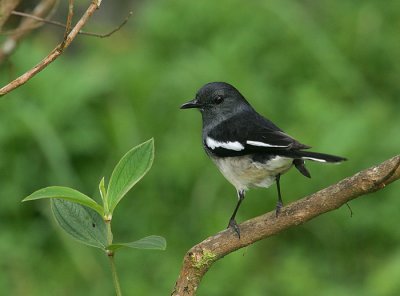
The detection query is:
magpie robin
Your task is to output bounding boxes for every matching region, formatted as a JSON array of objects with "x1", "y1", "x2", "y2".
[{"x1": 181, "y1": 82, "x2": 346, "y2": 238}]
